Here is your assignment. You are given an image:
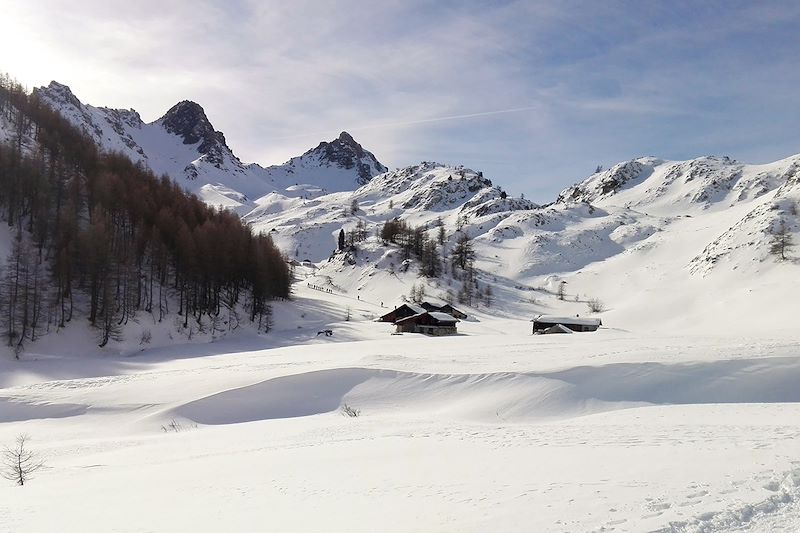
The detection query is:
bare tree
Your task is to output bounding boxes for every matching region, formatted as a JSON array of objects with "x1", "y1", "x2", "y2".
[
  {"x1": 769, "y1": 219, "x2": 794, "y2": 261},
  {"x1": 587, "y1": 297, "x2": 606, "y2": 313},
  {"x1": 340, "y1": 403, "x2": 360, "y2": 417},
  {"x1": 2, "y1": 434, "x2": 44, "y2": 486}
]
